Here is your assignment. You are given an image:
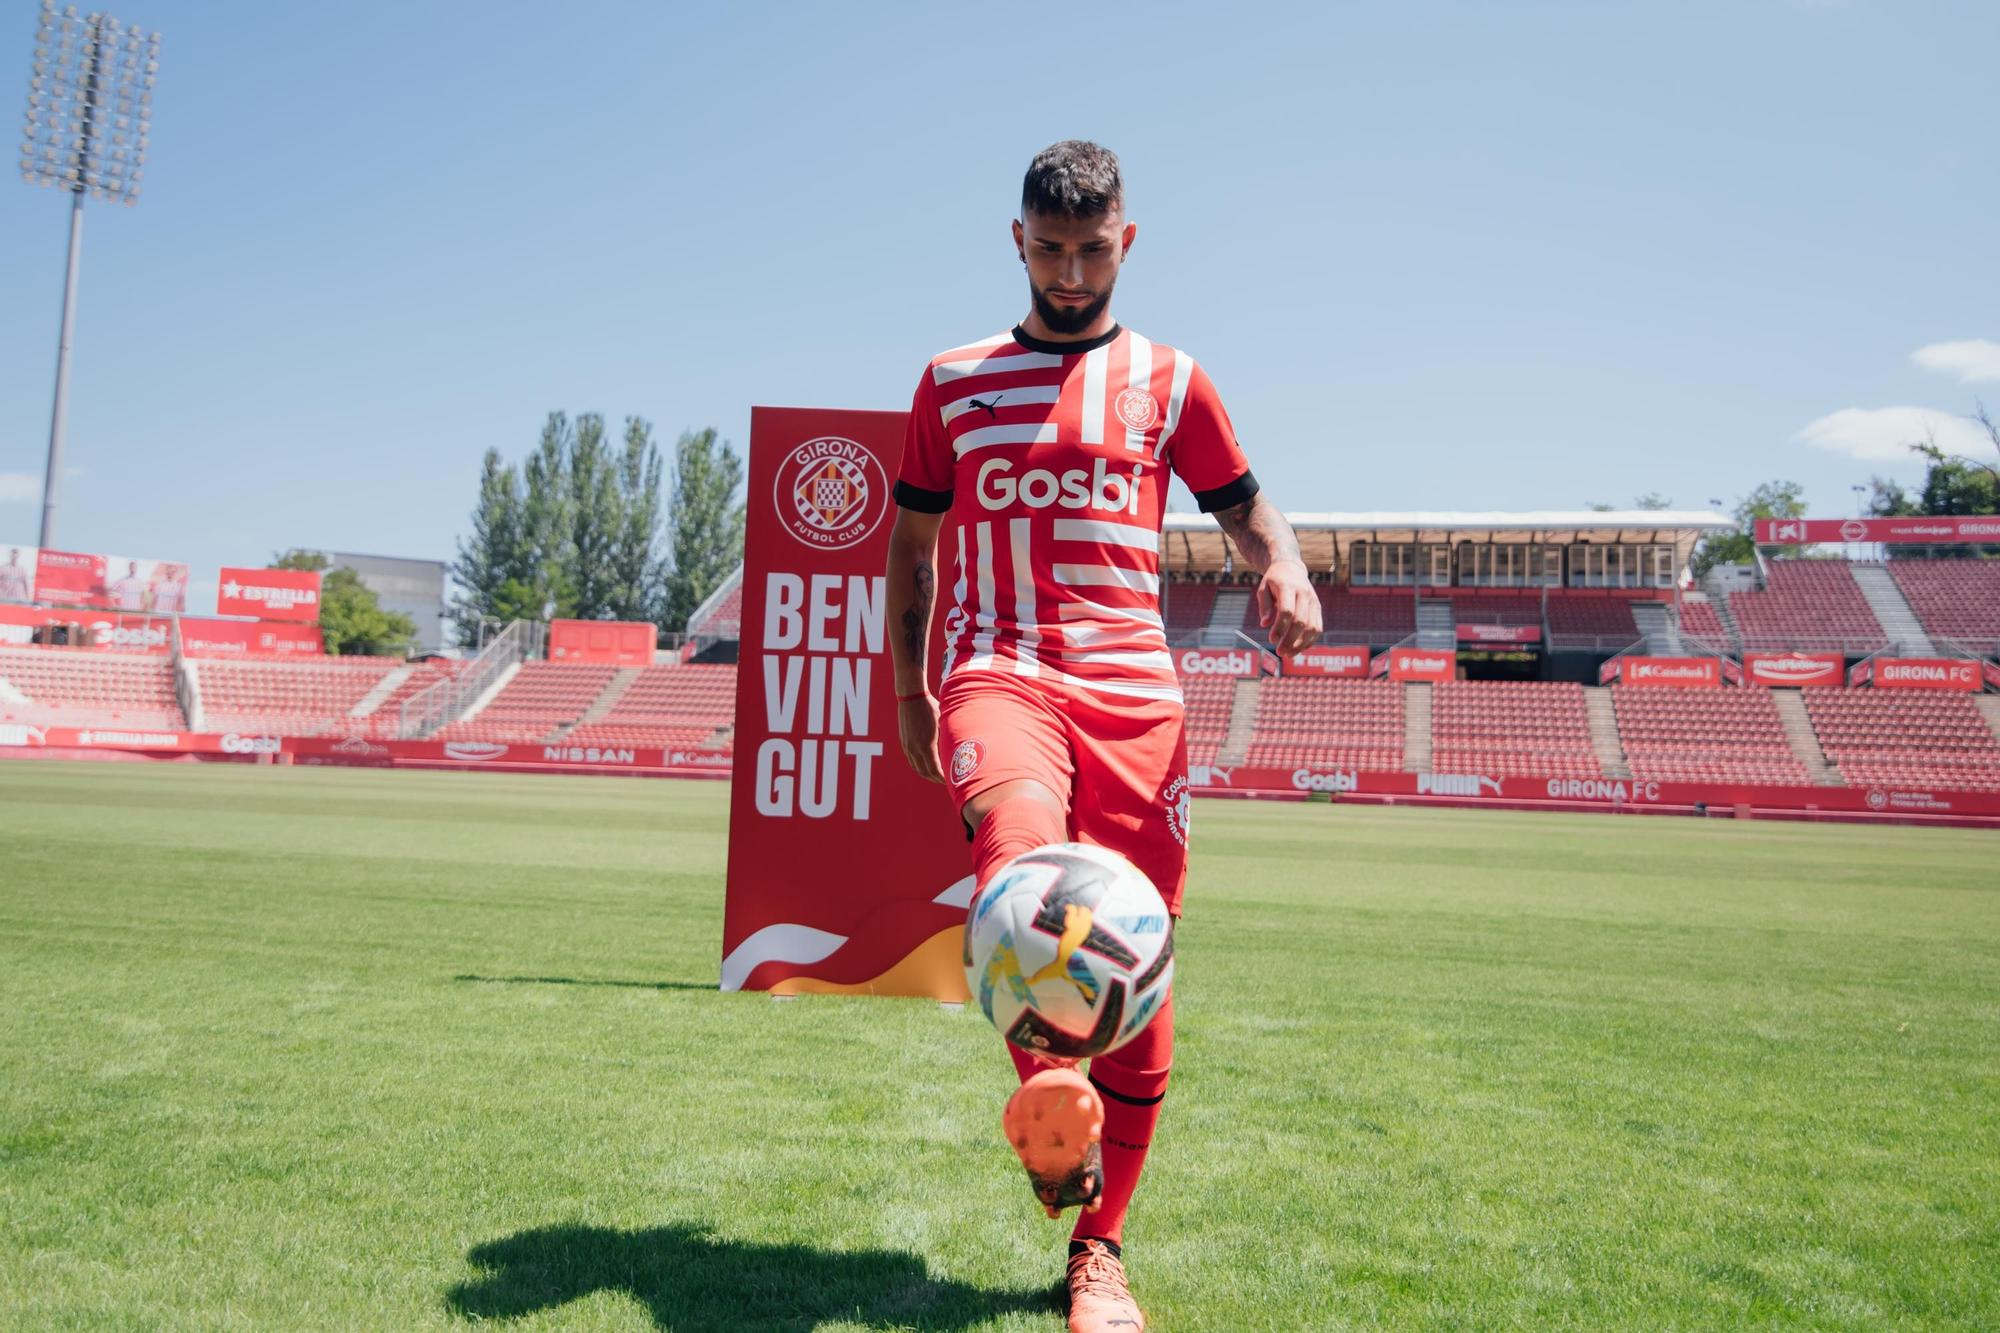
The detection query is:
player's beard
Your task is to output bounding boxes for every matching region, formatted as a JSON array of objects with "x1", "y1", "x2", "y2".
[{"x1": 1029, "y1": 278, "x2": 1115, "y2": 336}]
